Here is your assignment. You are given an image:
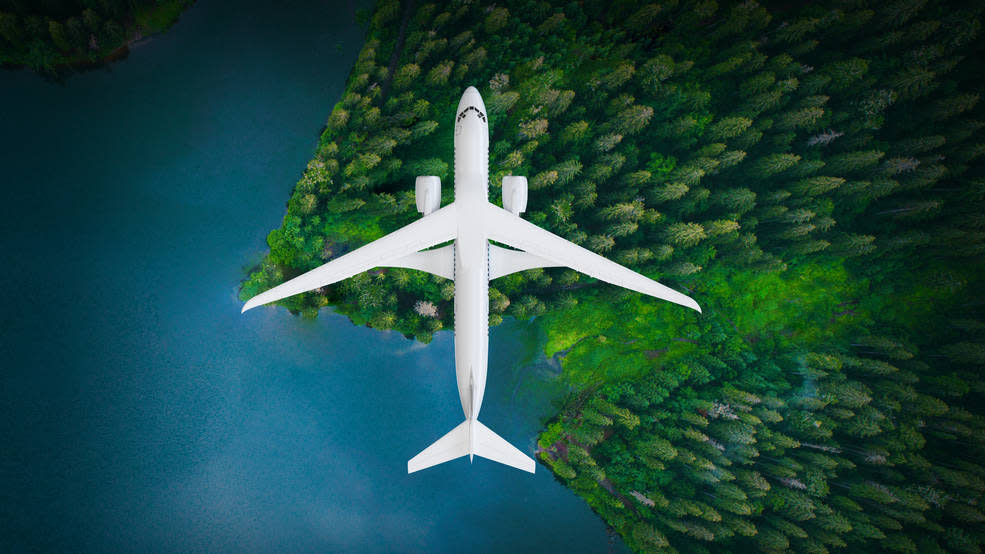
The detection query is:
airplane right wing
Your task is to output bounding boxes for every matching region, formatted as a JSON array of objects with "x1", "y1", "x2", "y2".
[
  {"x1": 243, "y1": 203, "x2": 458, "y2": 312},
  {"x1": 488, "y1": 244, "x2": 560, "y2": 279},
  {"x1": 484, "y1": 203, "x2": 701, "y2": 313}
]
